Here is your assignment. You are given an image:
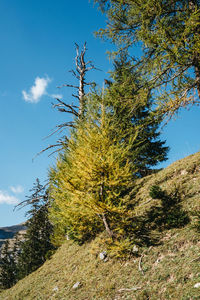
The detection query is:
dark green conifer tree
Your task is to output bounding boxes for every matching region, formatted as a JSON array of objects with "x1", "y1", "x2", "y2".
[
  {"x1": 106, "y1": 52, "x2": 169, "y2": 176},
  {"x1": 95, "y1": 0, "x2": 200, "y2": 115},
  {"x1": 0, "y1": 240, "x2": 17, "y2": 289},
  {"x1": 17, "y1": 179, "x2": 55, "y2": 279}
]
